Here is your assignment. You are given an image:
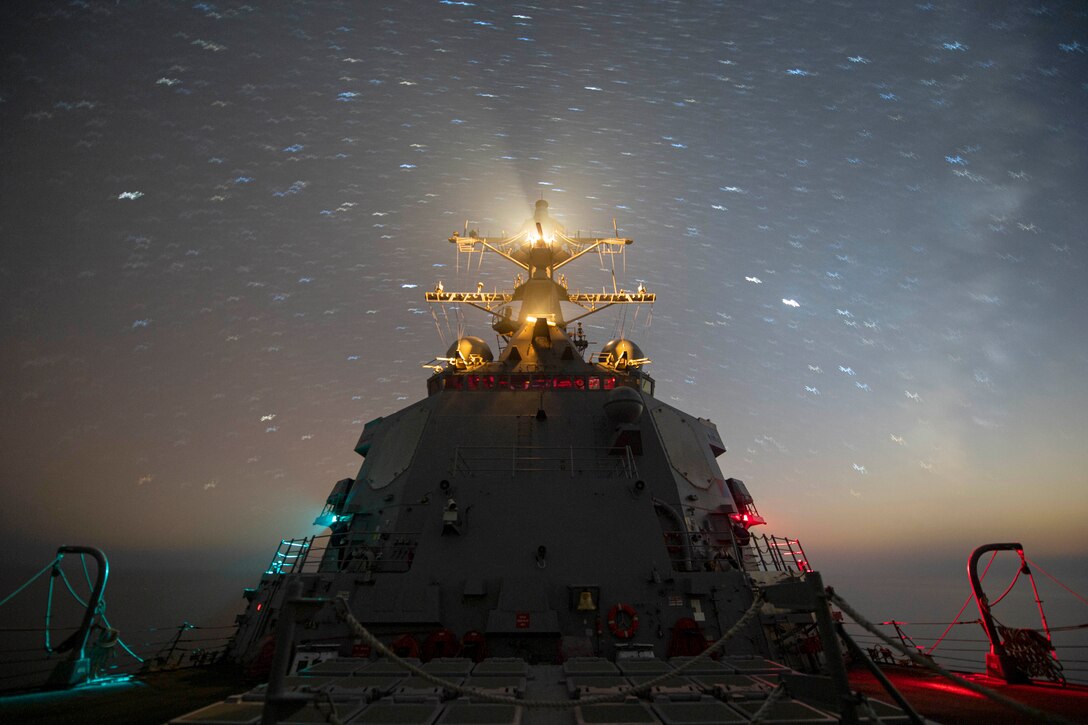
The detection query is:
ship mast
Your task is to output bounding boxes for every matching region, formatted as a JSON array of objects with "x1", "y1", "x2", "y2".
[{"x1": 425, "y1": 200, "x2": 656, "y2": 337}]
